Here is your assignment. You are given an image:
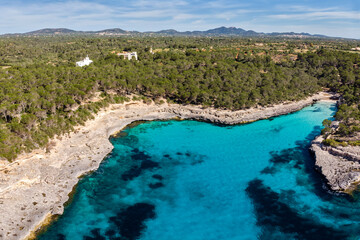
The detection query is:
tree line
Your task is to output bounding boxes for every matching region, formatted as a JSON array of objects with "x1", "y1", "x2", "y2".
[{"x1": 0, "y1": 36, "x2": 359, "y2": 160}]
